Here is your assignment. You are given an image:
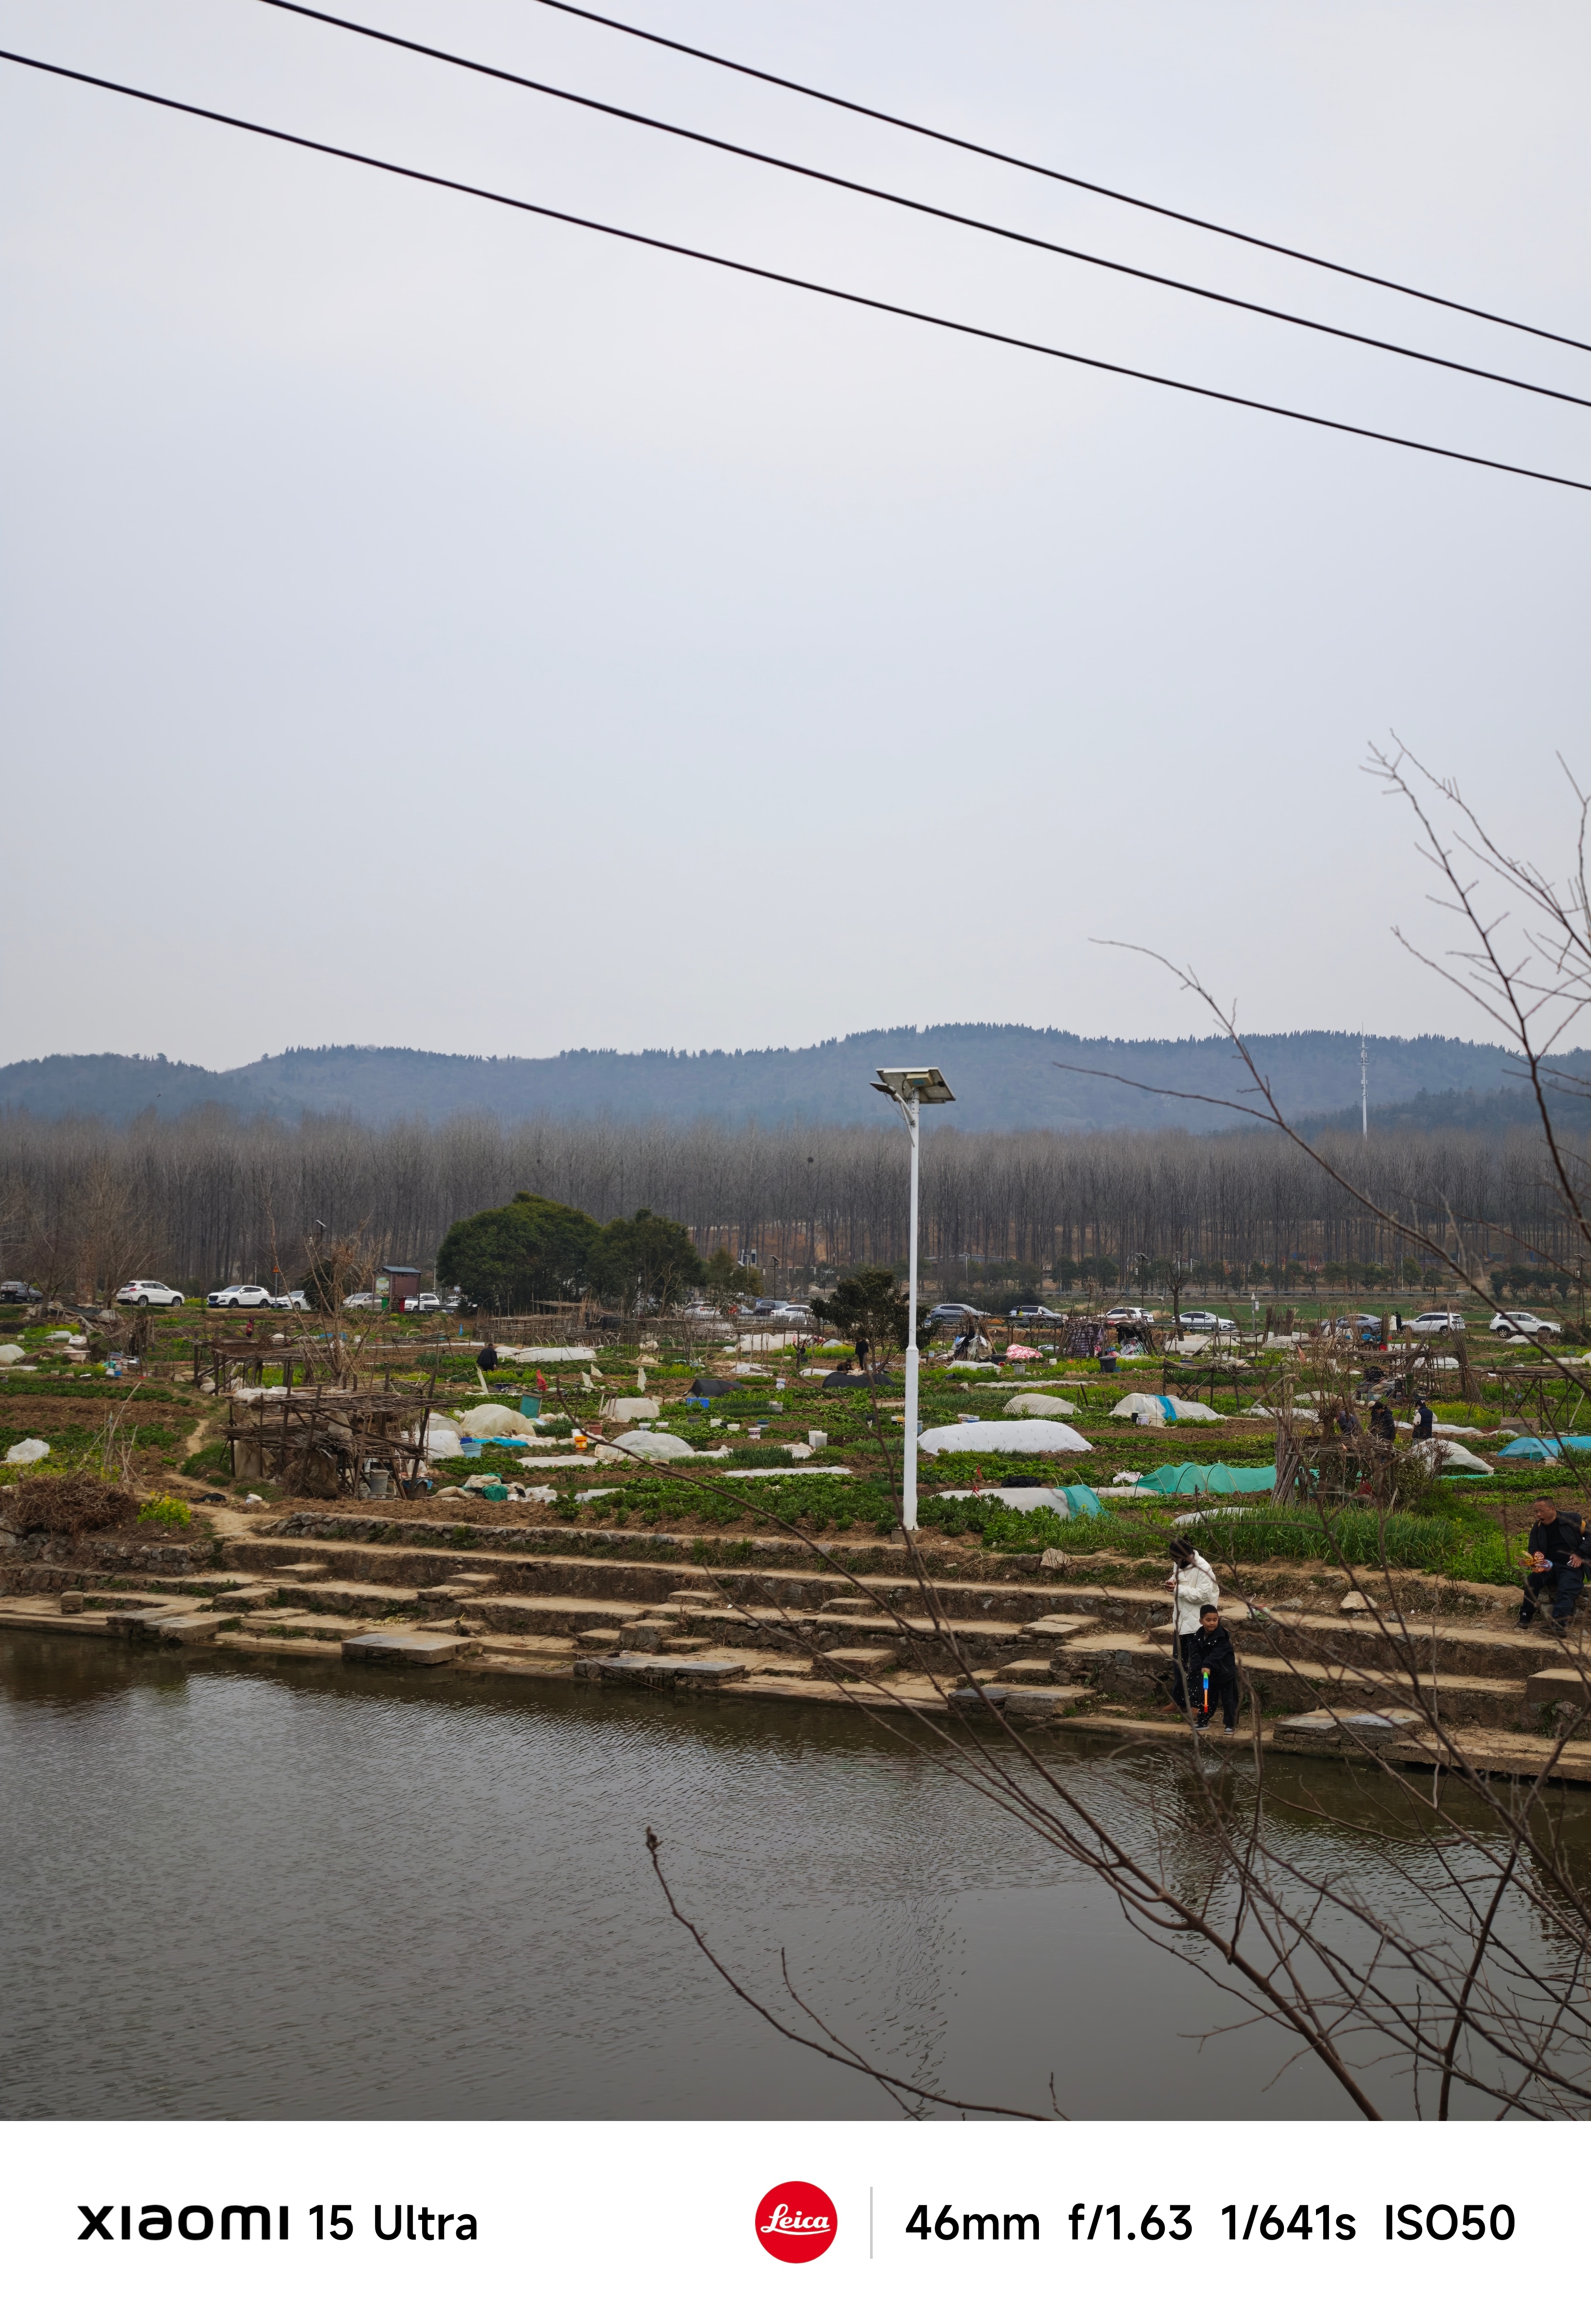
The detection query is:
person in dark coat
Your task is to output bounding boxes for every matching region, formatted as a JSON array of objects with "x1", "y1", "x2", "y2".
[
  {"x1": 1412, "y1": 1398, "x2": 1435, "y2": 1440},
  {"x1": 1369, "y1": 1401, "x2": 1397, "y2": 1444},
  {"x1": 1192, "y1": 1603, "x2": 1240, "y2": 1734},
  {"x1": 1519, "y1": 1498, "x2": 1586, "y2": 1628},
  {"x1": 479, "y1": 1341, "x2": 499, "y2": 1373},
  {"x1": 854, "y1": 1332, "x2": 871, "y2": 1374}
]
